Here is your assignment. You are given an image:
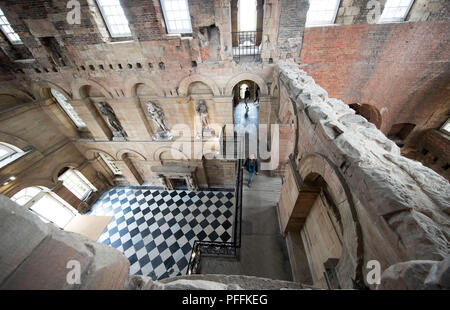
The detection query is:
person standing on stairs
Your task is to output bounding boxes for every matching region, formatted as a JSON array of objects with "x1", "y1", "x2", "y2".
[{"x1": 242, "y1": 154, "x2": 259, "y2": 187}]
